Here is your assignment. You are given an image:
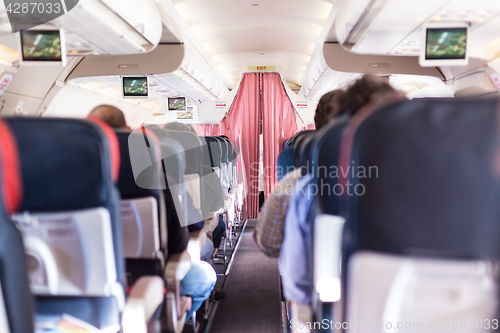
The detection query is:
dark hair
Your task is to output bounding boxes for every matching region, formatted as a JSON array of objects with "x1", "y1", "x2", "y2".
[
  {"x1": 341, "y1": 75, "x2": 398, "y2": 115},
  {"x1": 314, "y1": 90, "x2": 345, "y2": 130},
  {"x1": 89, "y1": 105, "x2": 127, "y2": 128}
]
